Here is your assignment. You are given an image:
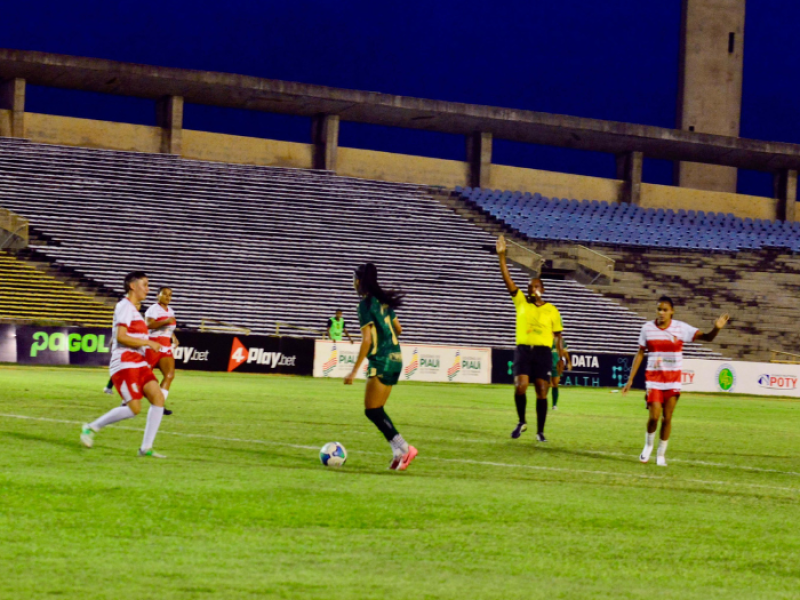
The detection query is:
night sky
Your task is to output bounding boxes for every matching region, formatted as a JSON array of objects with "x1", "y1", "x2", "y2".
[{"x1": 5, "y1": 0, "x2": 799, "y2": 198}]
